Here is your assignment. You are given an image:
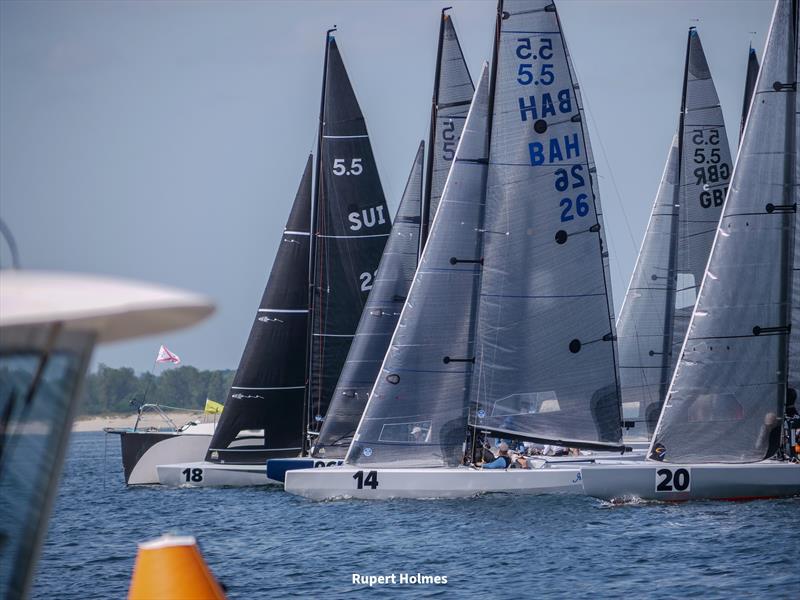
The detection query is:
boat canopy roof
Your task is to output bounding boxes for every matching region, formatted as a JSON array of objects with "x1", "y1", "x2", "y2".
[{"x1": 0, "y1": 270, "x2": 213, "y2": 342}]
